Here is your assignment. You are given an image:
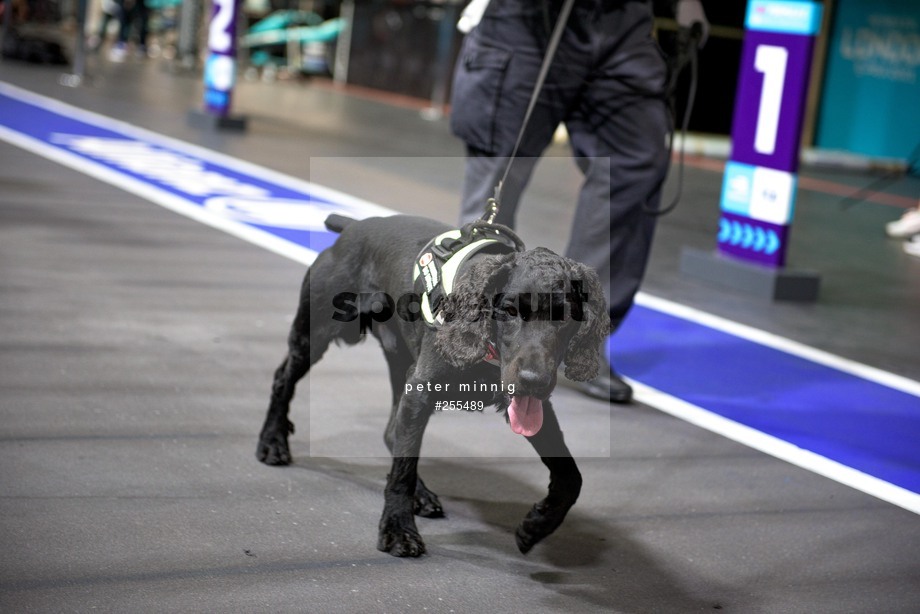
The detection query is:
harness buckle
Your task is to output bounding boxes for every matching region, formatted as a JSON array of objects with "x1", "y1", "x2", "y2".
[
  {"x1": 430, "y1": 242, "x2": 455, "y2": 260},
  {"x1": 483, "y1": 195, "x2": 500, "y2": 225}
]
